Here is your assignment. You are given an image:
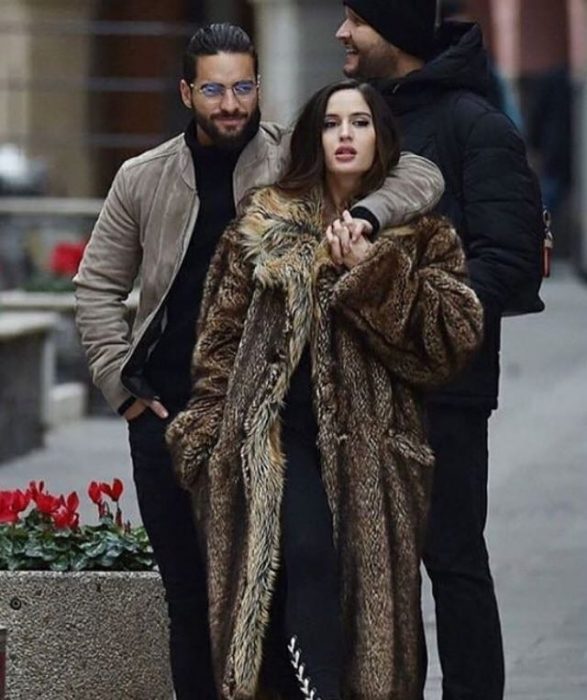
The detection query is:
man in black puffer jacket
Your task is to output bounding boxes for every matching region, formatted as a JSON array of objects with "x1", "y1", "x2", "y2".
[{"x1": 336, "y1": 2, "x2": 544, "y2": 699}]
